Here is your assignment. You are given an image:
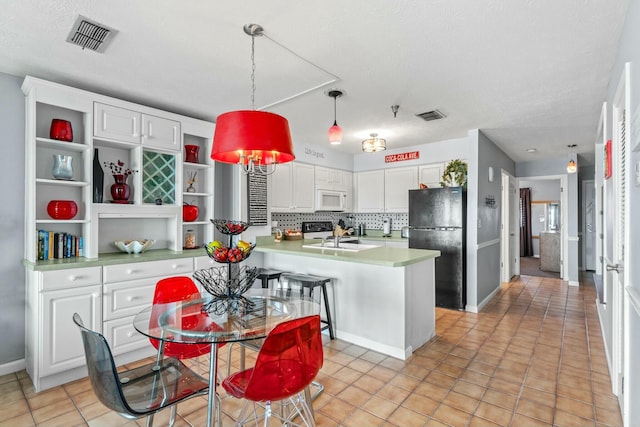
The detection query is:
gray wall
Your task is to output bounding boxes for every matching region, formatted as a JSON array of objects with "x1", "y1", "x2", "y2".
[
  {"x1": 0, "y1": 72, "x2": 25, "y2": 364},
  {"x1": 473, "y1": 130, "x2": 515, "y2": 308}
]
